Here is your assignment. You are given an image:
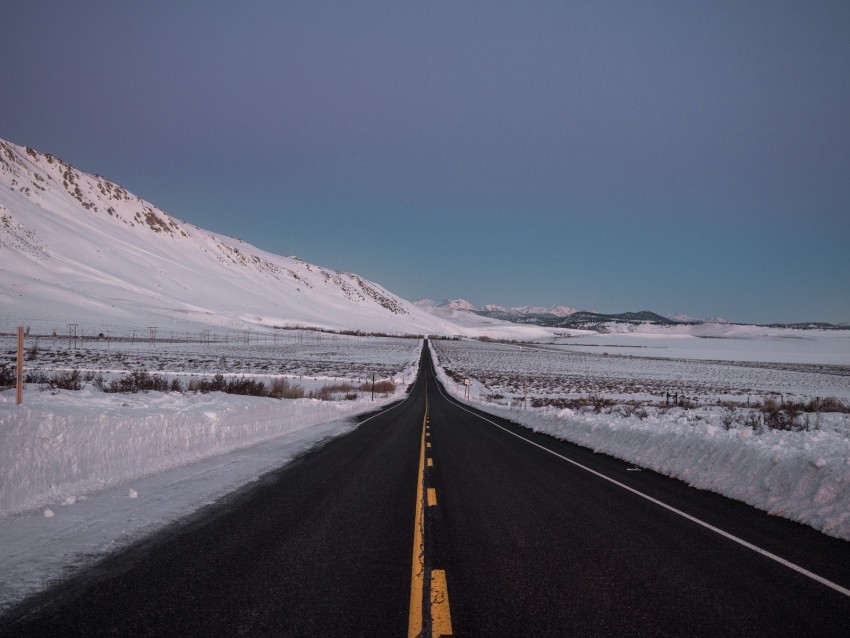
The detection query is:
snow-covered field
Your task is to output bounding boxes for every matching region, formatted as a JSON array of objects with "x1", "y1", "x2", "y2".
[
  {"x1": 543, "y1": 325, "x2": 850, "y2": 365},
  {"x1": 2, "y1": 330, "x2": 420, "y2": 387},
  {"x1": 430, "y1": 336, "x2": 850, "y2": 541},
  {"x1": 435, "y1": 334, "x2": 850, "y2": 403},
  {"x1": 0, "y1": 337, "x2": 421, "y2": 611},
  {"x1": 2, "y1": 329, "x2": 849, "y2": 613},
  {"x1": 1, "y1": 334, "x2": 421, "y2": 517}
]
